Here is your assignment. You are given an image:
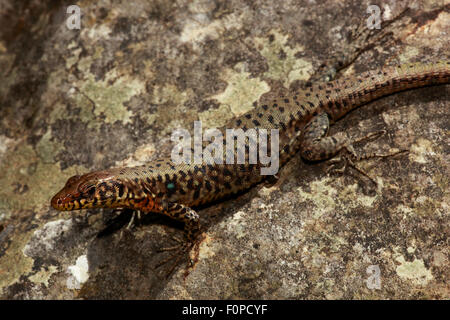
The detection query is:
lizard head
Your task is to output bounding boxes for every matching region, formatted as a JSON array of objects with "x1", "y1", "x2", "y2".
[{"x1": 51, "y1": 171, "x2": 127, "y2": 211}]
